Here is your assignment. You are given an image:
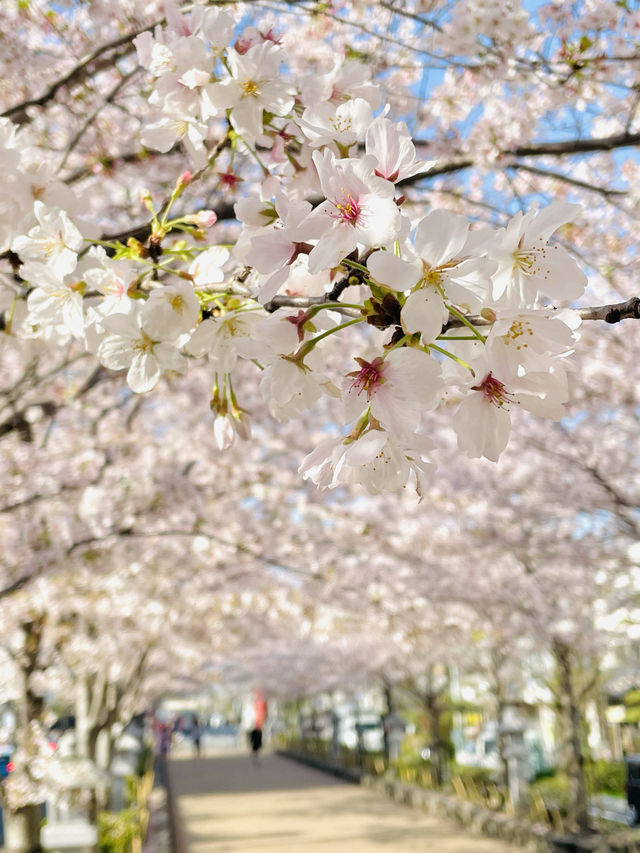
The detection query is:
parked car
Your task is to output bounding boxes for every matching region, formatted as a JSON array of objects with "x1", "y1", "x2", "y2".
[
  {"x1": 0, "y1": 744, "x2": 13, "y2": 780},
  {"x1": 48, "y1": 715, "x2": 76, "y2": 755},
  {"x1": 625, "y1": 755, "x2": 640, "y2": 824}
]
